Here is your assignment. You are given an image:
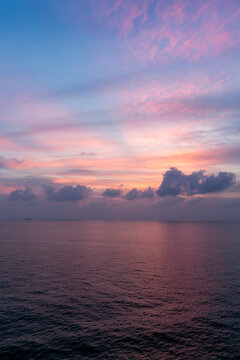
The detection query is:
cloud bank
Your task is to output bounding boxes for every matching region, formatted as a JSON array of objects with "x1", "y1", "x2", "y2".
[{"x1": 1, "y1": 167, "x2": 239, "y2": 220}]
